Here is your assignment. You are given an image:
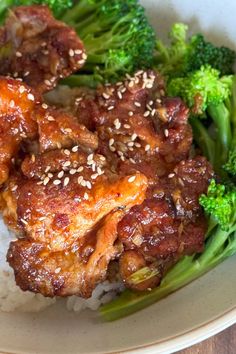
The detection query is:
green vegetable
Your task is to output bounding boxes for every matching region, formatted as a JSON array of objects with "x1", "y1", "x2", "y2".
[
  {"x1": 100, "y1": 180, "x2": 236, "y2": 321},
  {"x1": 155, "y1": 23, "x2": 236, "y2": 78},
  {"x1": 128, "y1": 266, "x2": 159, "y2": 285},
  {"x1": 61, "y1": 0, "x2": 156, "y2": 86},
  {"x1": 168, "y1": 65, "x2": 234, "y2": 173}
]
